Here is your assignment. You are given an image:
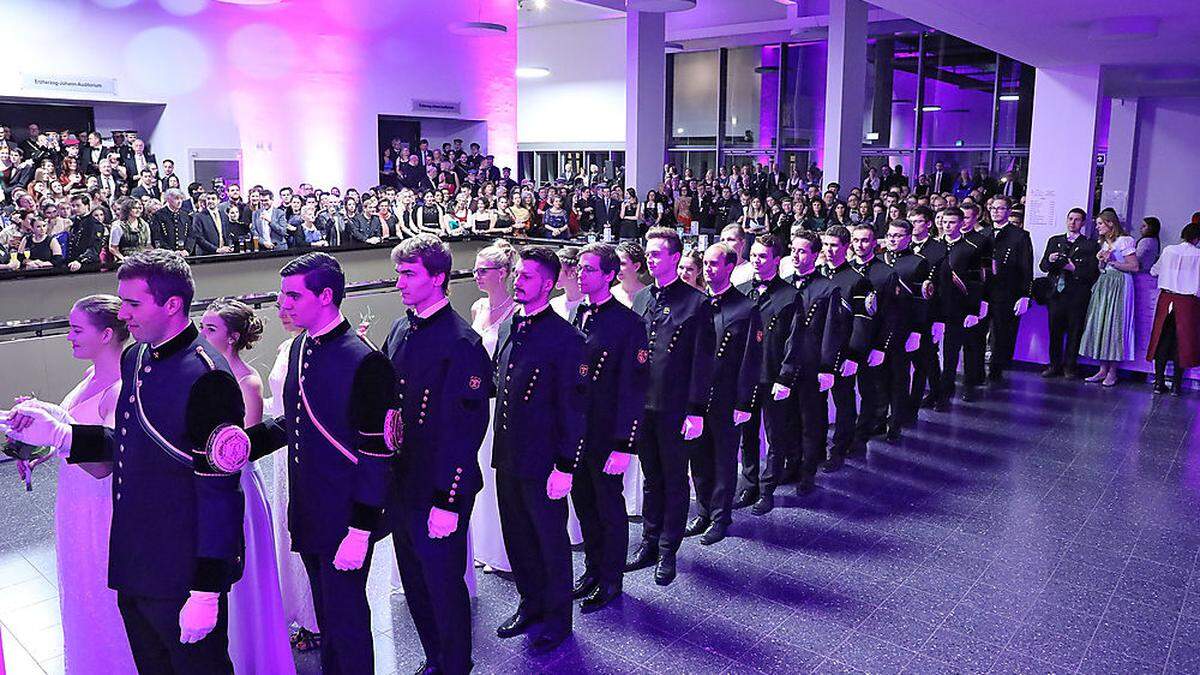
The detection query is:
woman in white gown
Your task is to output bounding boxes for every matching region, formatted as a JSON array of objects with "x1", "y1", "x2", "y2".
[
  {"x1": 200, "y1": 298, "x2": 296, "y2": 675},
  {"x1": 612, "y1": 242, "x2": 649, "y2": 516},
  {"x1": 468, "y1": 240, "x2": 519, "y2": 572},
  {"x1": 19, "y1": 295, "x2": 136, "y2": 675}
]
